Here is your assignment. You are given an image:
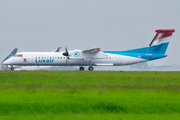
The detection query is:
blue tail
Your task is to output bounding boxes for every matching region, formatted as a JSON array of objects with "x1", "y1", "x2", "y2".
[
  {"x1": 103, "y1": 29, "x2": 175, "y2": 60},
  {"x1": 146, "y1": 29, "x2": 175, "y2": 54},
  {"x1": 146, "y1": 43, "x2": 169, "y2": 54},
  {"x1": 118, "y1": 29, "x2": 175, "y2": 55}
]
